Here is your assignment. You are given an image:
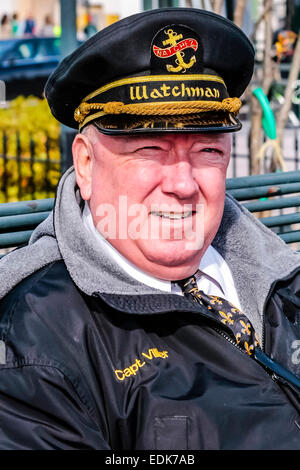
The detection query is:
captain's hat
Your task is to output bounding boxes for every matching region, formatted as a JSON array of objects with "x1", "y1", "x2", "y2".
[{"x1": 45, "y1": 8, "x2": 255, "y2": 134}]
